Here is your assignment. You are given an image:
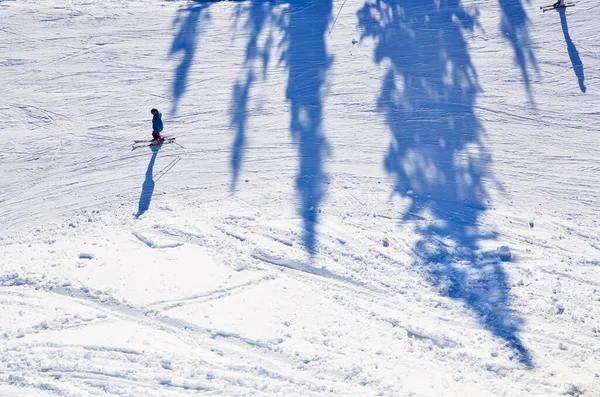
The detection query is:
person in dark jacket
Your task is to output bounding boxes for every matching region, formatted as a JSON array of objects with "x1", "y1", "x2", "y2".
[{"x1": 151, "y1": 108, "x2": 164, "y2": 143}]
